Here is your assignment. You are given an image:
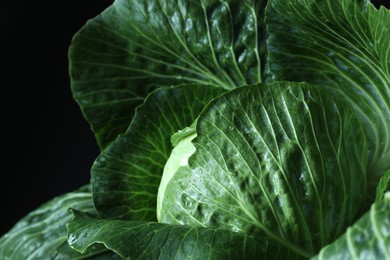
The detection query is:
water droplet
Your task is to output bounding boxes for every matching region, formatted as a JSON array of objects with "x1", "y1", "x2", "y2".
[
  {"x1": 181, "y1": 194, "x2": 196, "y2": 208},
  {"x1": 299, "y1": 173, "x2": 304, "y2": 183}
]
